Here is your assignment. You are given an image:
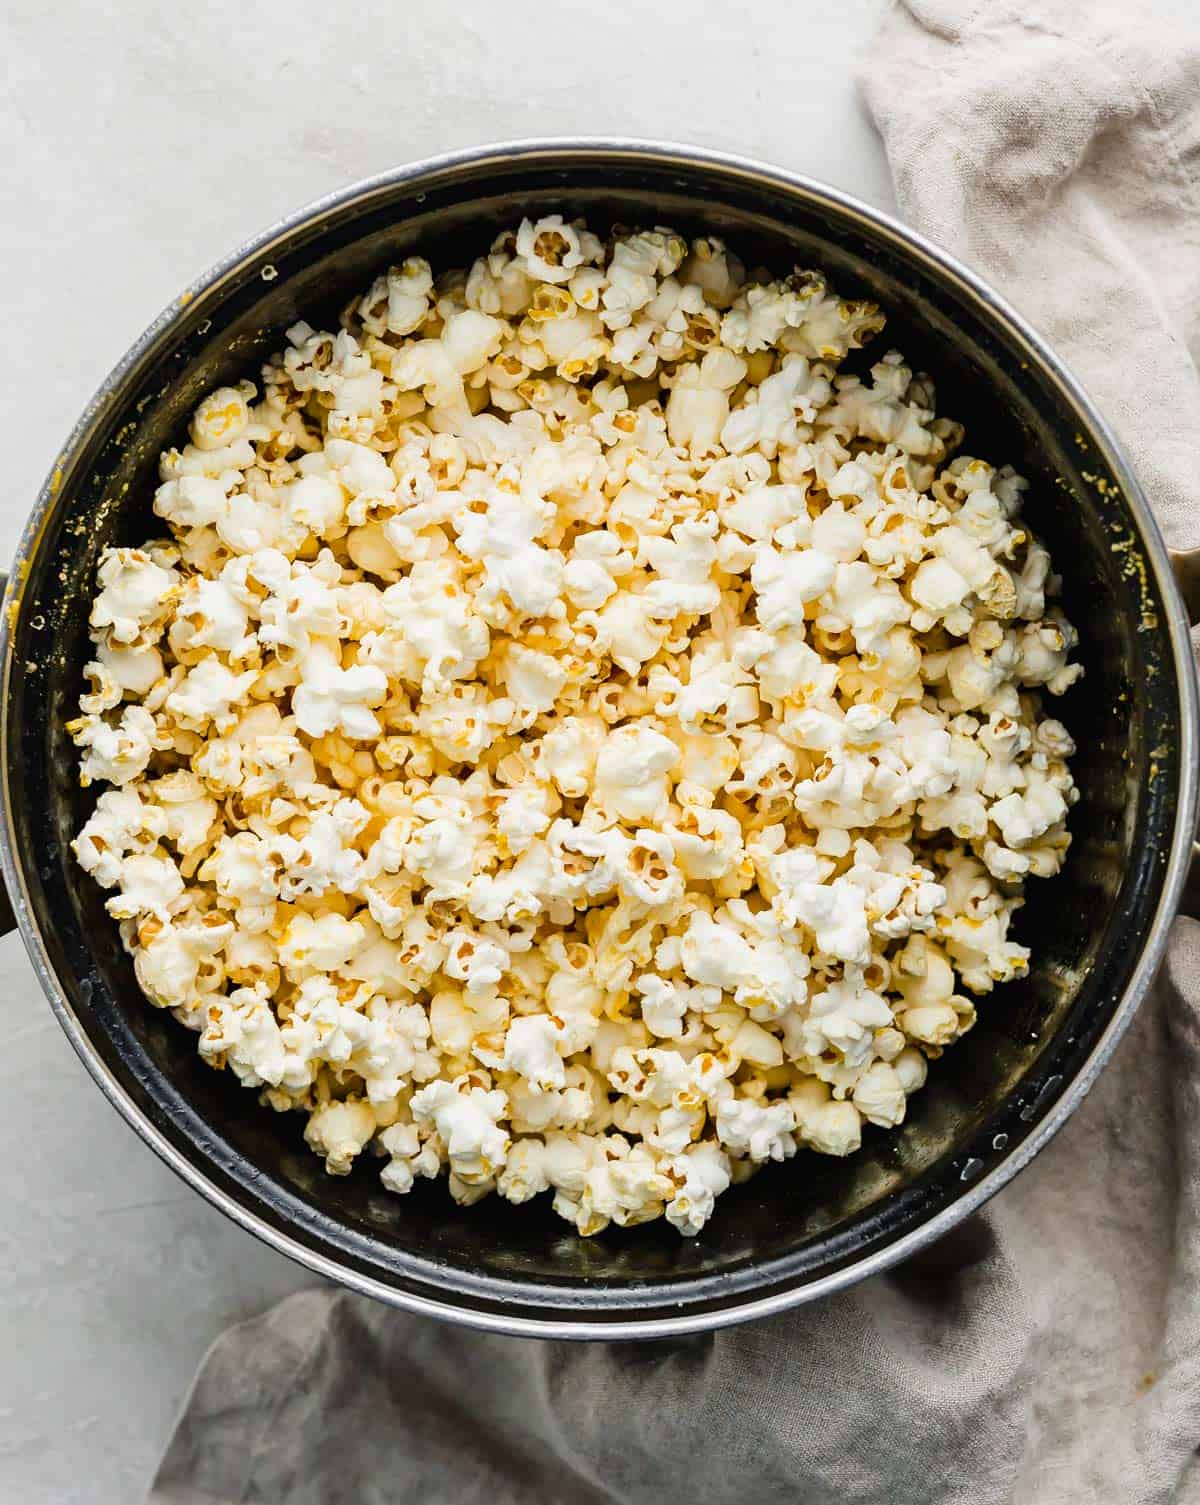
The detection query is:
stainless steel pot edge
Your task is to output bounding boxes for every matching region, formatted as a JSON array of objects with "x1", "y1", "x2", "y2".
[{"x1": 2, "y1": 137, "x2": 1195, "y2": 1340}]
